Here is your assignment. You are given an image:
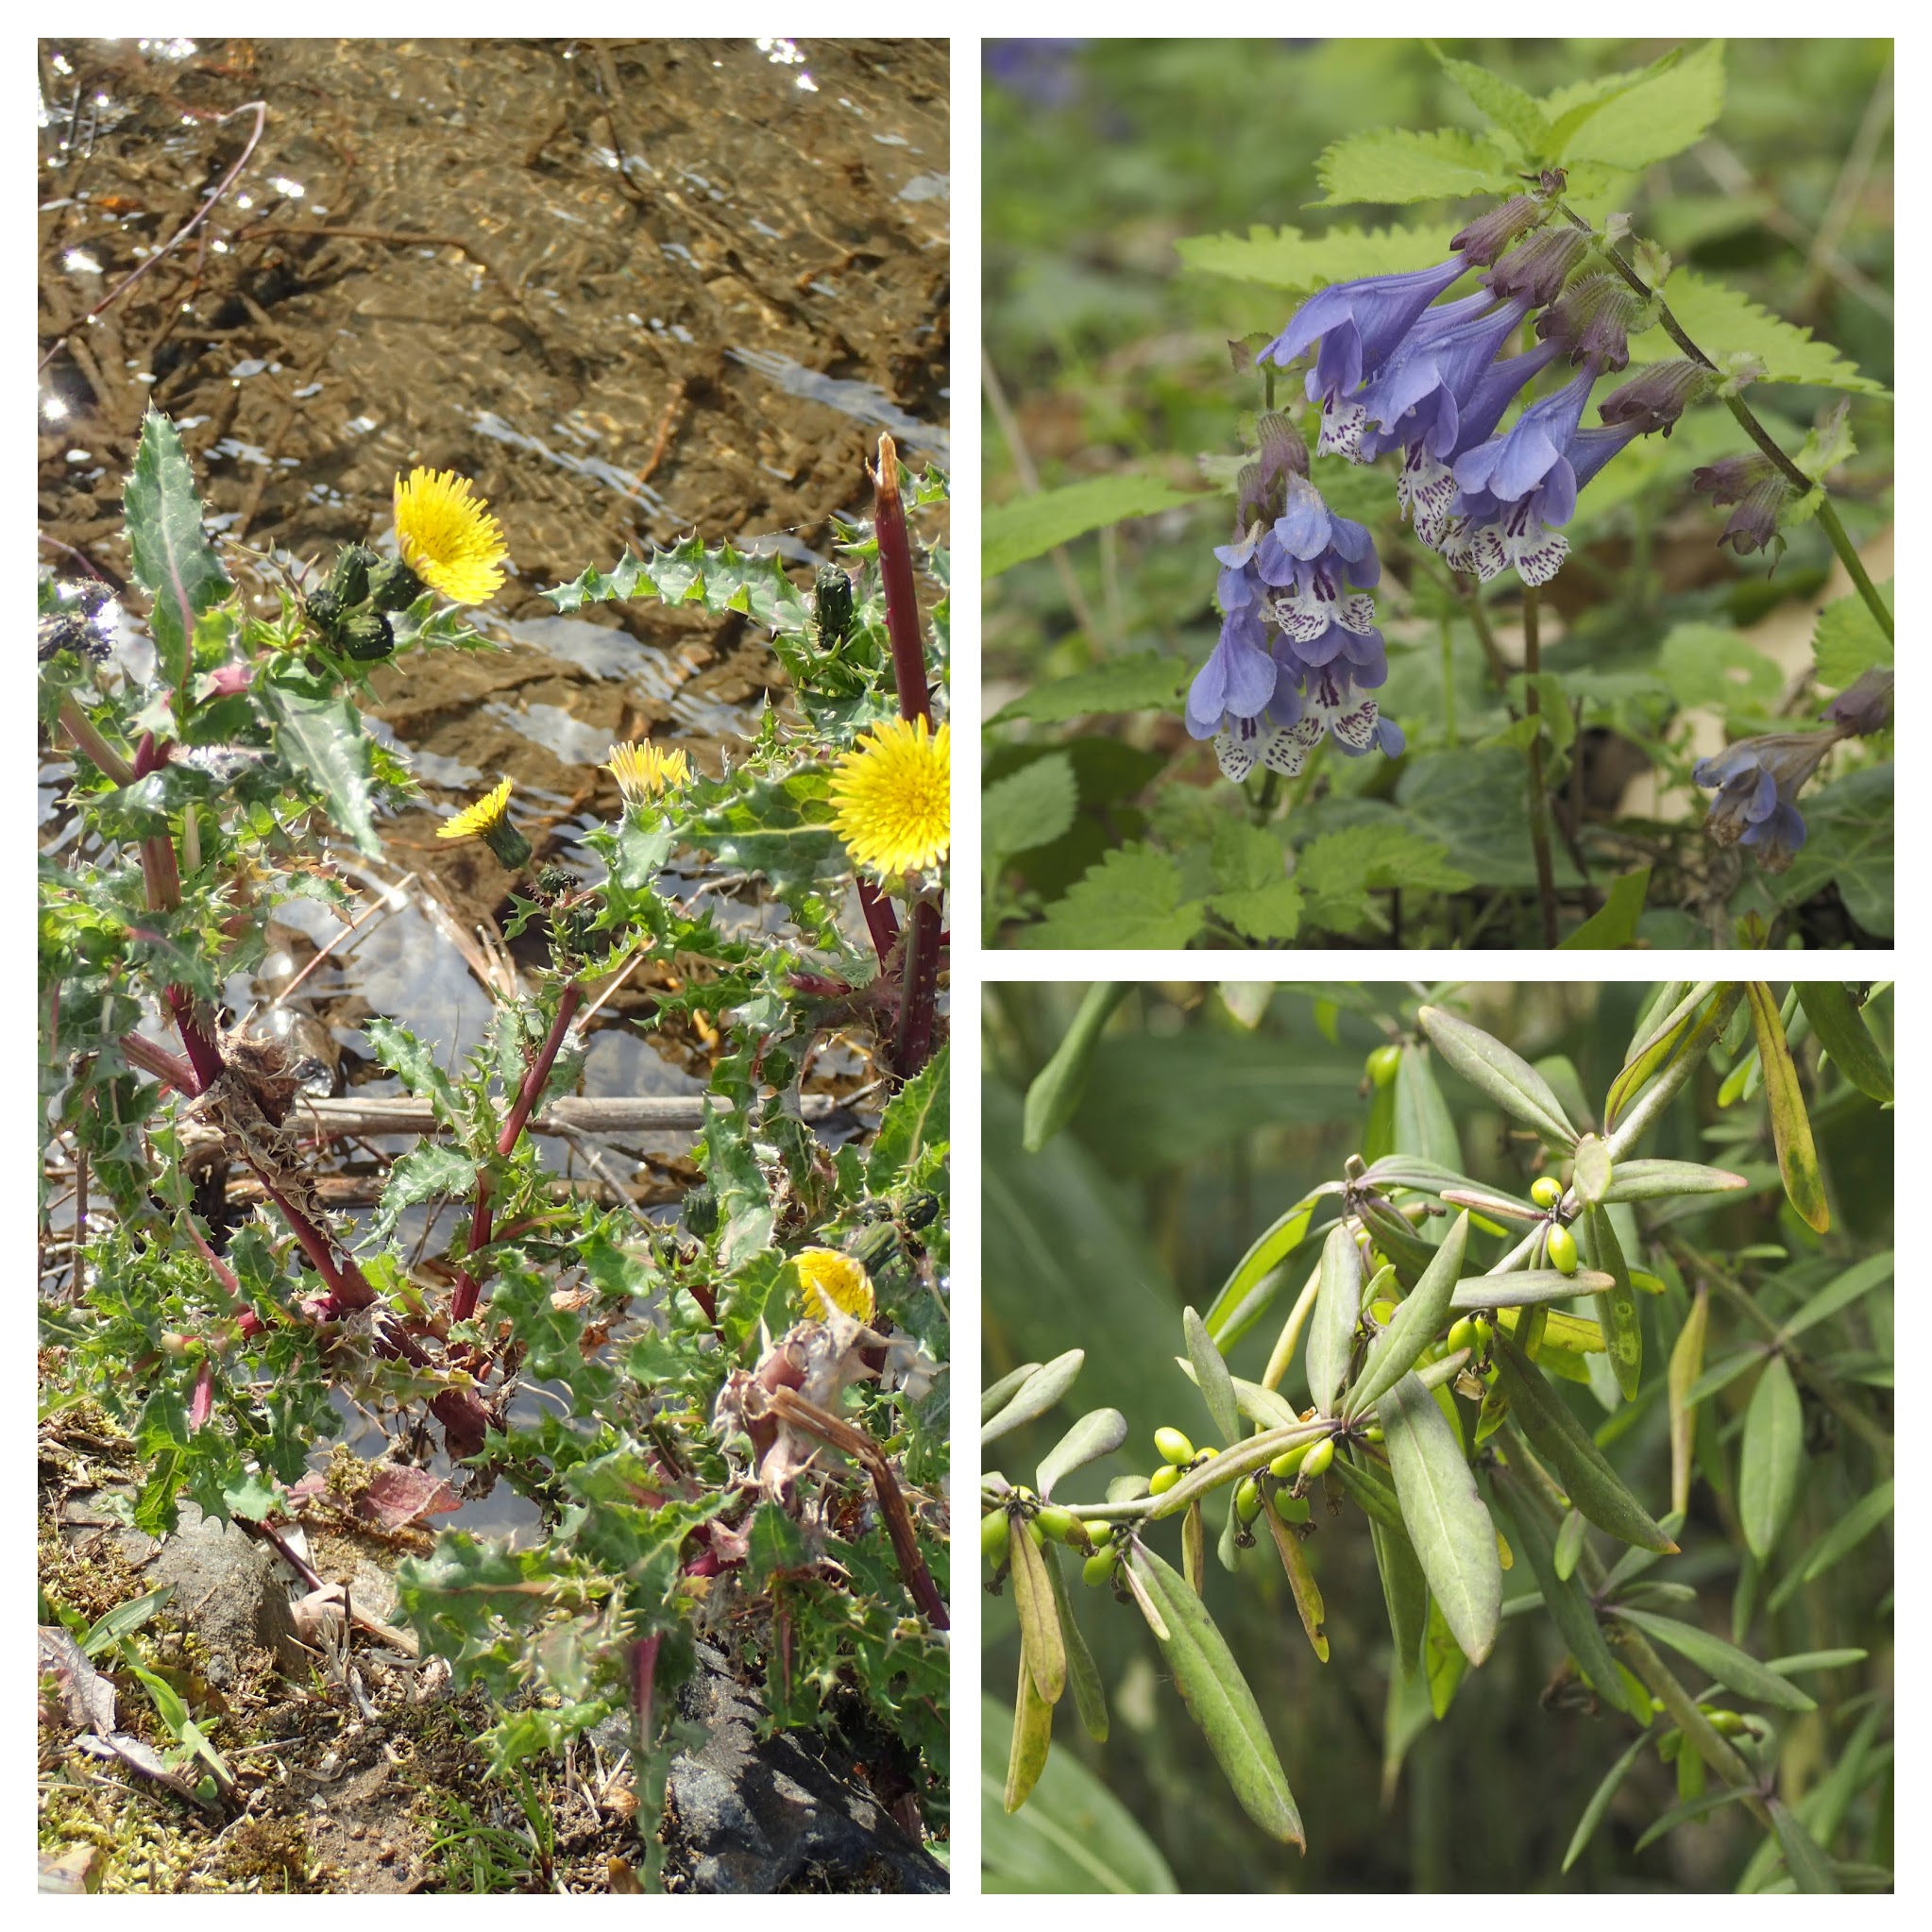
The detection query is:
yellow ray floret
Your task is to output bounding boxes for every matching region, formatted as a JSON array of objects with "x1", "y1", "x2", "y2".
[
  {"x1": 393, "y1": 466, "x2": 510, "y2": 604},
  {"x1": 438, "y1": 777, "x2": 514, "y2": 840},
  {"x1": 828, "y1": 716, "x2": 949, "y2": 877},
  {"x1": 793, "y1": 1247, "x2": 875, "y2": 1325},
  {"x1": 606, "y1": 738, "x2": 691, "y2": 808}
]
